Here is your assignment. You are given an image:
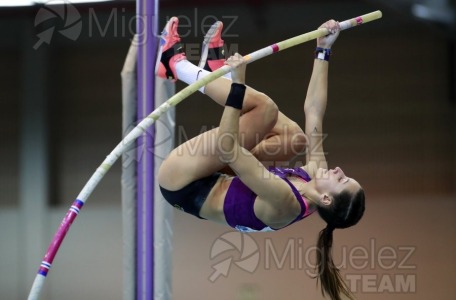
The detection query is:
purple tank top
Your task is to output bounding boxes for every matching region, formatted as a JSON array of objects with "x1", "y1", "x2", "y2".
[{"x1": 223, "y1": 167, "x2": 315, "y2": 232}]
